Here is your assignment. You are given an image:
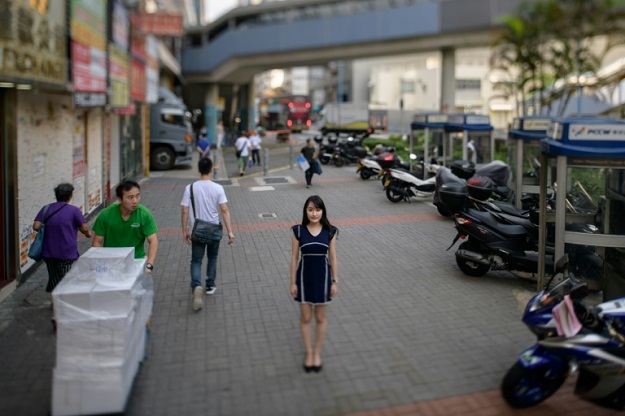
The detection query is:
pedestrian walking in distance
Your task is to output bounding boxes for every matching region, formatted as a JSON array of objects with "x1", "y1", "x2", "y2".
[
  {"x1": 290, "y1": 195, "x2": 339, "y2": 373},
  {"x1": 234, "y1": 131, "x2": 252, "y2": 176},
  {"x1": 301, "y1": 138, "x2": 317, "y2": 188},
  {"x1": 181, "y1": 157, "x2": 235, "y2": 312}
]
